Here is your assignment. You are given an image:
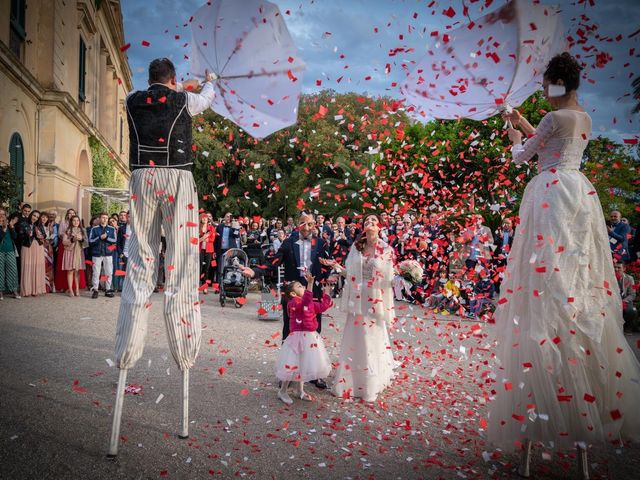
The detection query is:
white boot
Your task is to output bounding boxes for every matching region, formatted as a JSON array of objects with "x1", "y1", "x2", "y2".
[{"x1": 517, "y1": 439, "x2": 532, "y2": 478}]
